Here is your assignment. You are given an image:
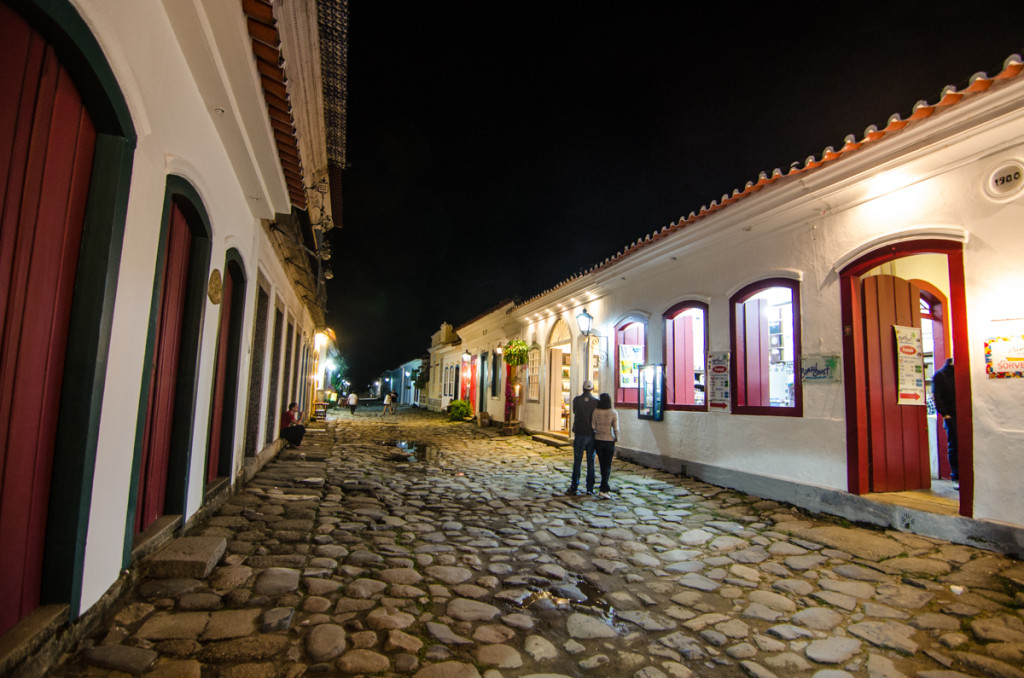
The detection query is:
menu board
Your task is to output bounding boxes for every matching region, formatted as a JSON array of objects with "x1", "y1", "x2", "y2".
[
  {"x1": 708, "y1": 352, "x2": 730, "y2": 411},
  {"x1": 893, "y1": 325, "x2": 925, "y2": 405}
]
